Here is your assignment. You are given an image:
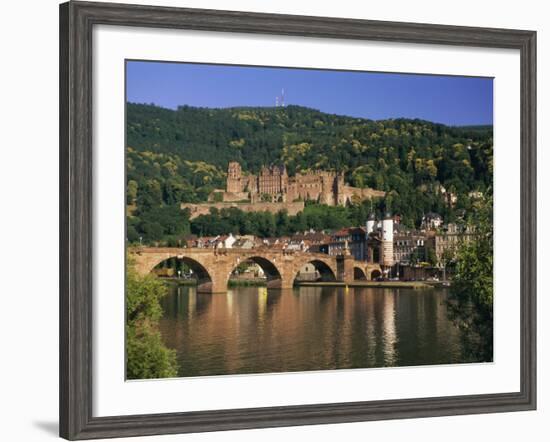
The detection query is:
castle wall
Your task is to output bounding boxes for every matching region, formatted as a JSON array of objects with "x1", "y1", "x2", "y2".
[
  {"x1": 341, "y1": 185, "x2": 386, "y2": 204},
  {"x1": 243, "y1": 175, "x2": 256, "y2": 193},
  {"x1": 181, "y1": 201, "x2": 305, "y2": 220},
  {"x1": 293, "y1": 173, "x2": 324, "y2": 202},
  {"x1": 208, "y1": 191, "x2": 249, "y2": 202}
]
